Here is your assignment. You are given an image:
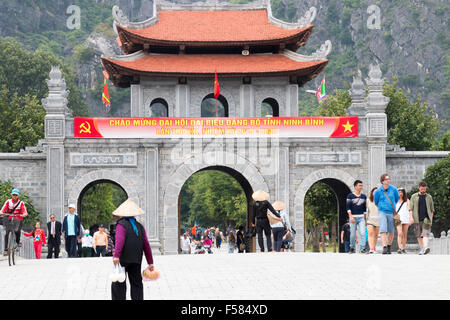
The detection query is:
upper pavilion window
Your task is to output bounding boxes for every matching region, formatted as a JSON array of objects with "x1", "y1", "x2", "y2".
[
  {"x1": 201, "y1": 94, "x2": 229, "y2": 117},
  {"x1": 150, "y1": 98, "x2": 169, "y2": 117},
  {"x1": 261, "y1": 98, "x2": 279, "y2": 117}
]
